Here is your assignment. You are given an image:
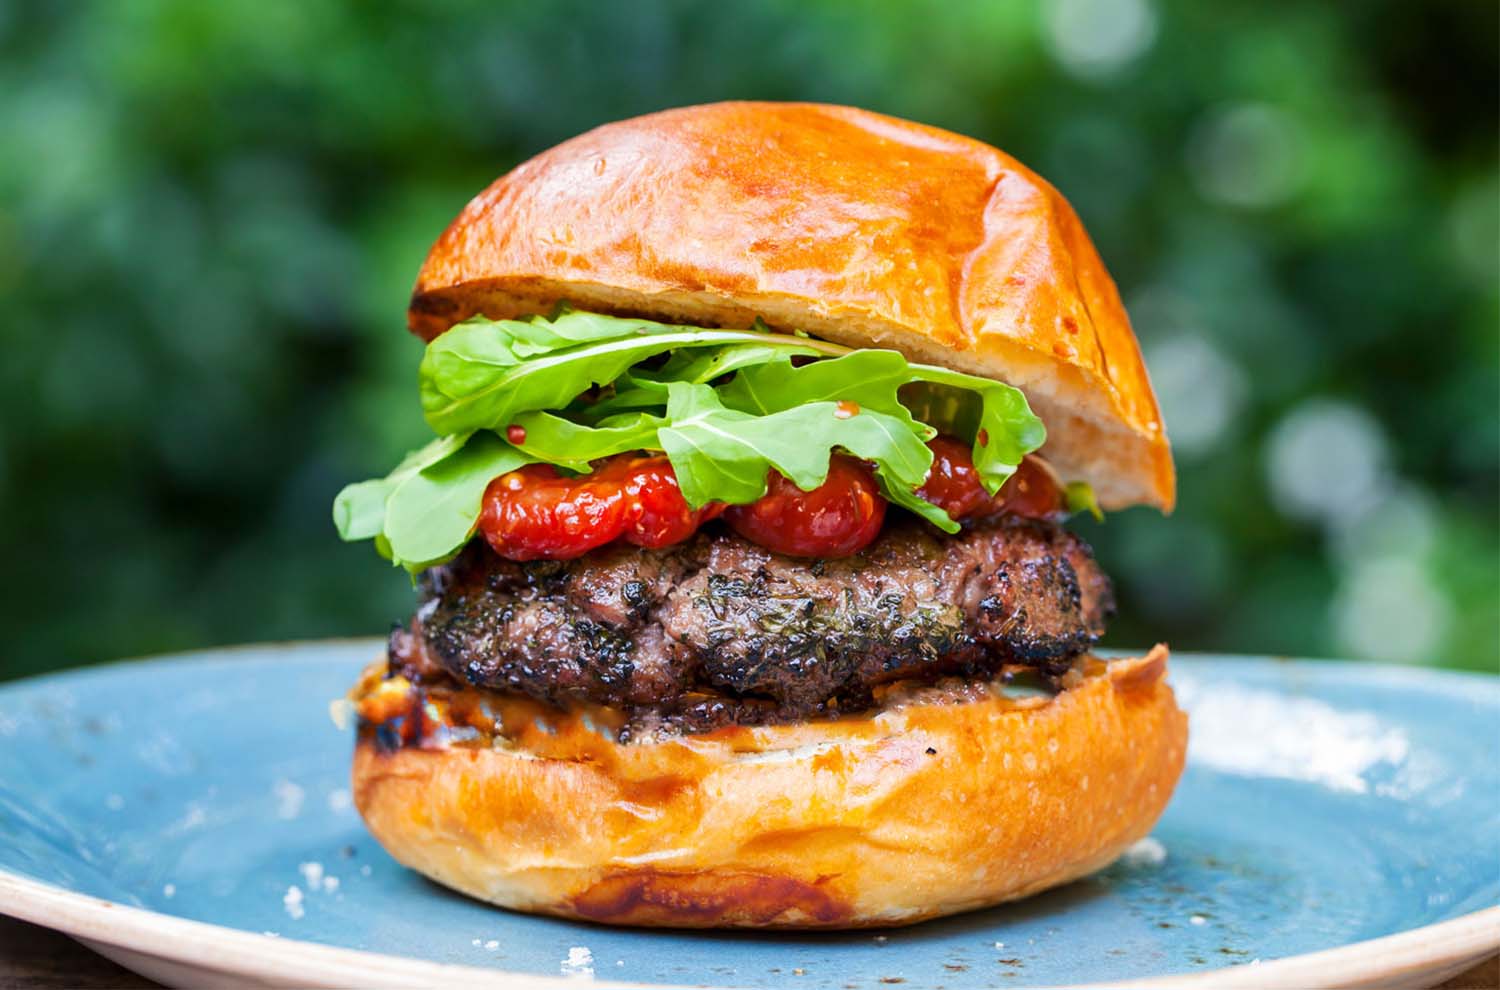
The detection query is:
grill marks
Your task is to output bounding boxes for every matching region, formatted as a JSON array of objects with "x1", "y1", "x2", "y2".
[
  {"x1": 415, "y1": 542, "x2": 695, "y2": 708},
  {"x1": 391, "y1": 517, "x2": 1114, "y2": 731}
]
